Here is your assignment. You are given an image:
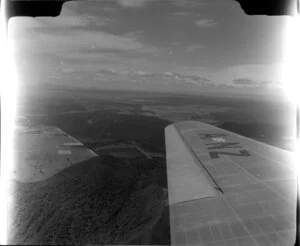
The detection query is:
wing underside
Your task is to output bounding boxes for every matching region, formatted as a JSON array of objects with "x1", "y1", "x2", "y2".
[{"x1": 165, "y1": 121, "x2": 296, "y2": 246}]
